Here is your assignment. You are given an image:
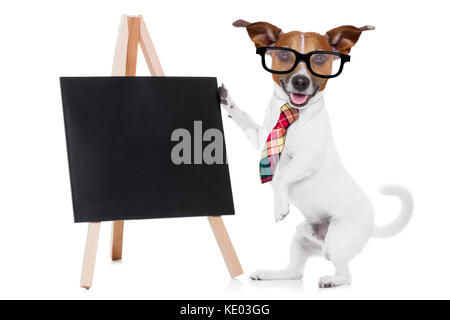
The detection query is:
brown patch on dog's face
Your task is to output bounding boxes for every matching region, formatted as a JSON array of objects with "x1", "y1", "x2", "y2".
[{"x1": 273, "y1": 32, "x2": 333, "y2": 92}]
